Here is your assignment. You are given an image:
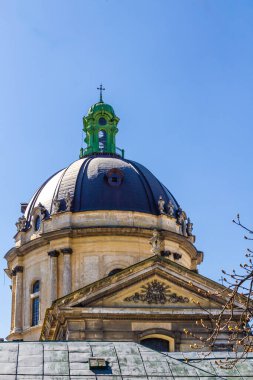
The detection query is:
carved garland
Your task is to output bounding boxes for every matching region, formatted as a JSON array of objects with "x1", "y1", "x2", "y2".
[{"x1": 124, "y1": 279, "x2": 189, "y2": 304}]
